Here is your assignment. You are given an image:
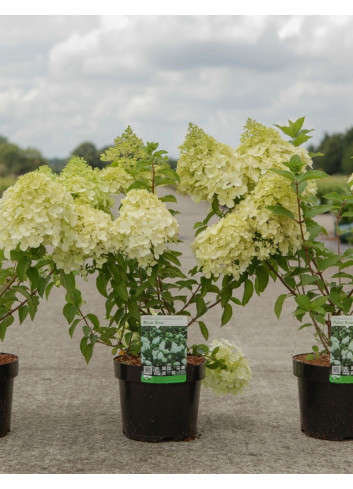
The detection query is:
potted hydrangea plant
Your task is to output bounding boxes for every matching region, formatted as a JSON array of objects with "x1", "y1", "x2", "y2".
[
  {"x1": 0, "y1": 183, "x2": 59, "y2": 436},
  {"x1": 0, "y1": 127, "x2": 251, "y2": 442},
  {"x1": 179, "y1": 116, "x2": 353, "y2": 441}
]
